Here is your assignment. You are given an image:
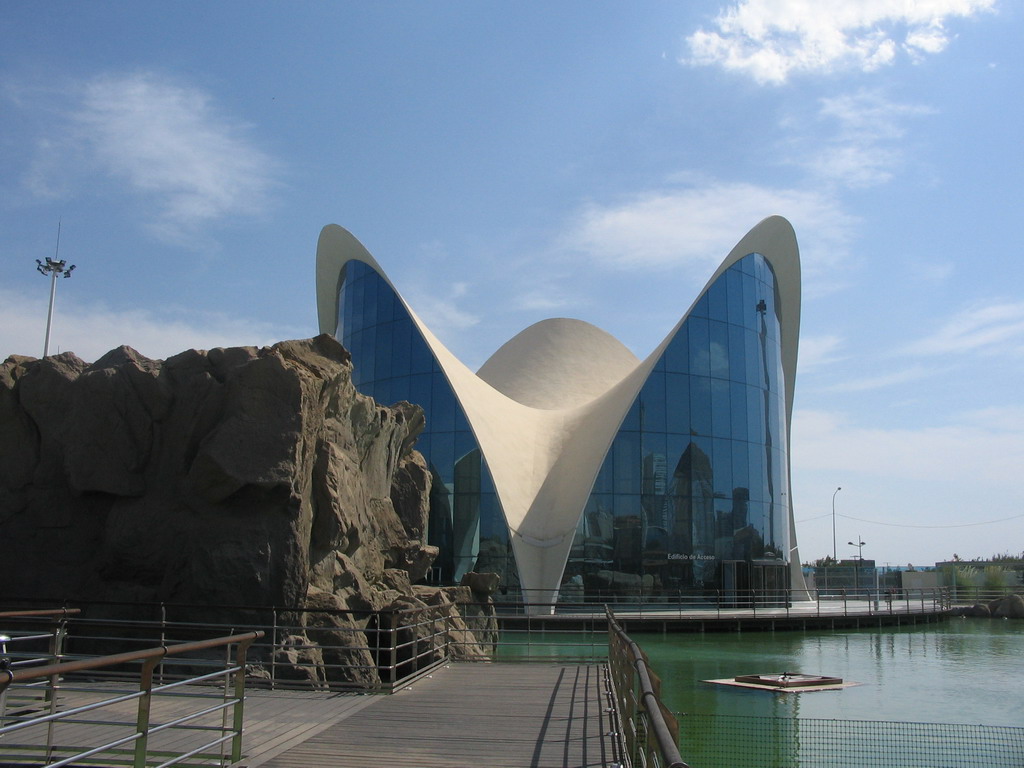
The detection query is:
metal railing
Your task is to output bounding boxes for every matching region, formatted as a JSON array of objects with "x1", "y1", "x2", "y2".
[
  {"x1": 1, "y1": 600, "x2": 463, "y2": 694},
  {"x1": 494, "y1": 587, "x2": 951, "y2": 617},
  {"x1": 0, "y1": 609, "x2": 79, "y2": 720},
  {"x1": 947, "y1": 587, "x2": 1023, "y2": 605},
  {"x1": 606, "y1": 607, "x2": 688, "y2": 768},
  {"x1": 0, "y1": 631, "x2": 262, "y2": 768},
  {"x1": 678, "y1": 713, "x2": 1024, "y2": 767},
  {"x1": 0, "y1": 588, "x2": 951, "y2": 697}
]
